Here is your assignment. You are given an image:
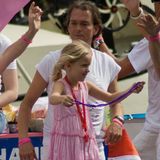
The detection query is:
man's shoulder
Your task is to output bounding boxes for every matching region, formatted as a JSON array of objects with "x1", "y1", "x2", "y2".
[
  {"x1": 48, "y1": 49, "x2": 61, "y2": 57},
  {"x1": 91, "y1": 48, "x2": 115, "y2": 62},
  {"x1": 37, "y1": 49, "x2": 62, "y2": 69},
  {"x1": 43, "y1": 49, "x2": 62, "y2": 62}
]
